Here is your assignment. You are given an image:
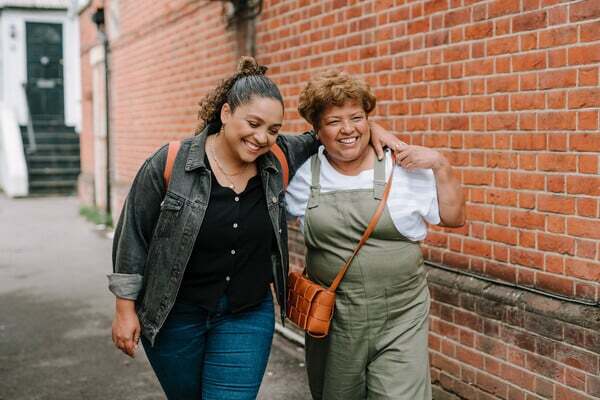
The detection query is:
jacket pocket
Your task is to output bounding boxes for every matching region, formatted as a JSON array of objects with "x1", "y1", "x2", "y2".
[{"x1": 154, "y1": 192, "x2": 184, "y2": 238}]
